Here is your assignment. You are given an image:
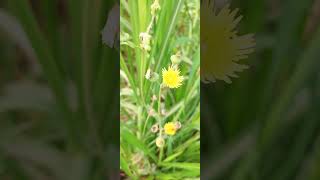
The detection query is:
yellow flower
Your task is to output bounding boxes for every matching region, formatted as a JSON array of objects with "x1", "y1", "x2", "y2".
[
  {"x1": 162, "y1": 66, "x2": 184, "y2": 88},
  {"x1": 164, "y1": 122, "x2": 177, "y2": 136},
  {"x1": 201, "y1": 0, "x2": 255, "y2": 83}
]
